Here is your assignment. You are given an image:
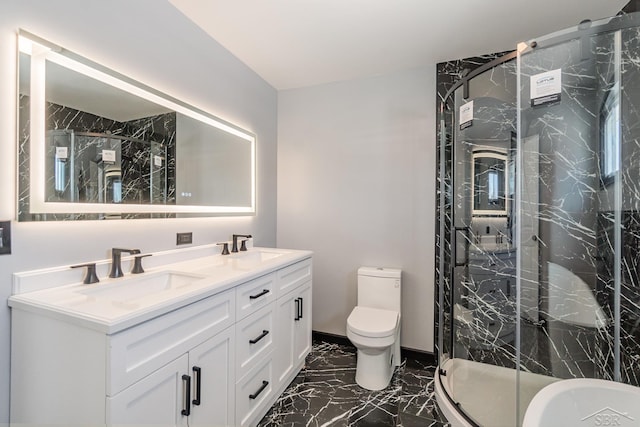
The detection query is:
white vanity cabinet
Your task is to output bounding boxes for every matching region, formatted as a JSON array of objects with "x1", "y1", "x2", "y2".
[
  {"x1": 9, "y1": 250, "x2": 312, "y2": 427},
  {"x1": 233, "y1": 258, "x2": 312, "y2": 427},
  {"x1": 108, "y1": 353, "x2": 190, "y2": 427},
  {"x1": 108, "y1": 325, "x2": 235, "y2": 426},
  {"x1": 274, "y1": 259, "x2": 313, "y2": 388},
  {"x1": 233, "y1": 274, "x2": 277, "y2": 427},
  {"x1": 274, "y1": 282, "x2": 312, "y2": 387},
  {"x1": 10, "y1": 287, "x2": 236, "y2": 427}
]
